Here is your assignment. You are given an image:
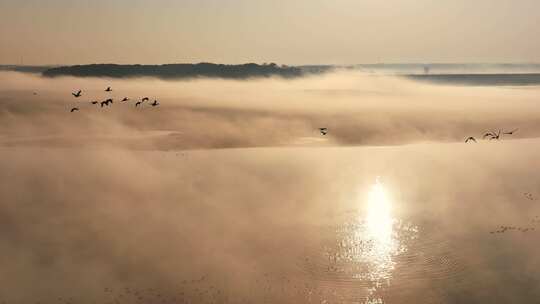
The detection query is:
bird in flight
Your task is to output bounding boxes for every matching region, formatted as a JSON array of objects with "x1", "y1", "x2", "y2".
[
  {"x1": 319, "y1": 128, "x2": 328, "y2": 135},
  {"x1": 142, "y1": 97, "x2": 149, "y2": 102},
  {"x1": 483, "y1": 130, "x2": 501, "y2": 140},
  {"x1": 70, "y1": 107, "x2": 79, "y2": 112},
  {"x1": 465, "y1": 136, "x2": 476, "y2": 143},
  {"x1": 72, "y1": 90, "x2": 82, "y2": 97},
  {"x1": 483, "y1": 132, "x2": 496, "y2": 139},
  {"x1": 121, "y1": 97, "x2": 129, "y2": 102},
  {"x1": 489, "y1": 130, "x2": 501, "y2": 140},
  {"x1": 503, "y1": 128, "x2": 518, "y2": 135},
  {"x1": 151, "y1": 100, "x2": 159, "y2": 107},
  {"x1": 100, "y1": 99, "x2": 113, "y2": 107},
  {"x1": 105, "y1": 87, "x2": 112, "y2": 92},
  {"x1": 135, "y1": 101, "x2": 142, "y2": 107},
  {"x1": 90, "y1": 101, "x2": 98, "y2": 105}
]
